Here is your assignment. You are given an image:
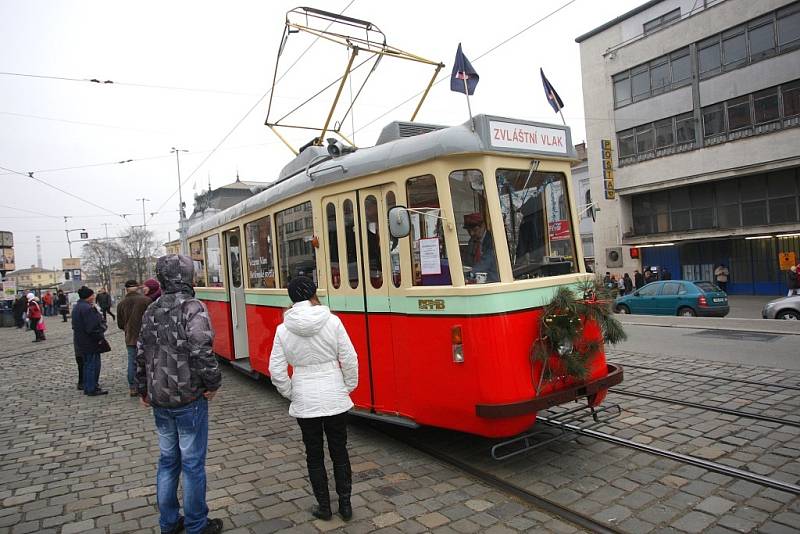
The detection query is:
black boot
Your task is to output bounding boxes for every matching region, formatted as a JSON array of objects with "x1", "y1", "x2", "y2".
[
  {"x1": 333, "y1": 463, "x2": 352, "y2": 521},
  {"x1": 308, "y1": 467, "x2": 332, "y2": 520}
]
